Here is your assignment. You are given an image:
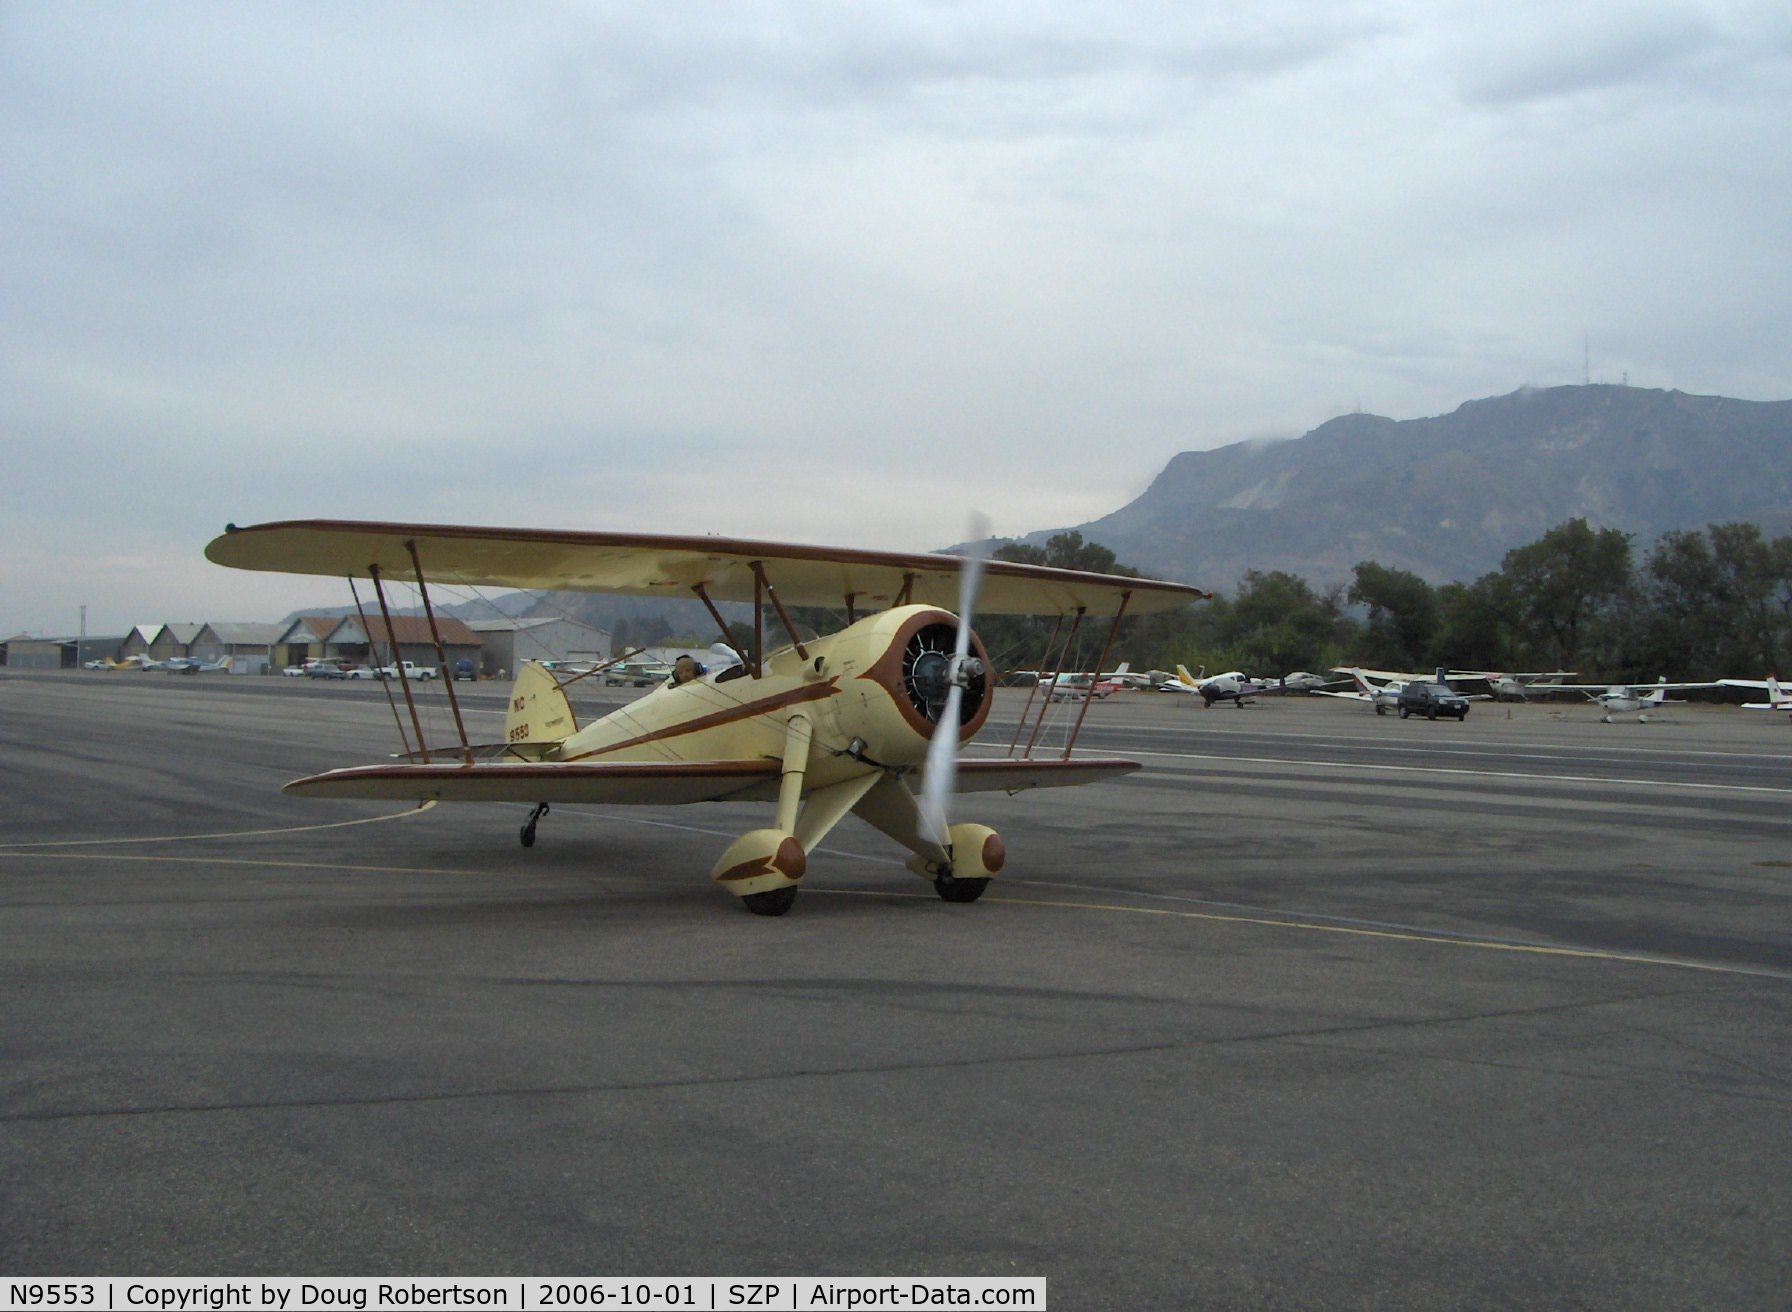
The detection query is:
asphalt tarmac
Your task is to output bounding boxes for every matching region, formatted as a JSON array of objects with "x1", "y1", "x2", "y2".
[{"x1": 3, "y1": 670, "x2": 1789, "y2": 1307}]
